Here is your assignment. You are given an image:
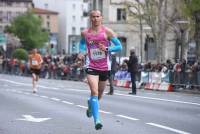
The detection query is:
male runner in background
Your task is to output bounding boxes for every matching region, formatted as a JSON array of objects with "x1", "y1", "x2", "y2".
[{"x1": 29, "y1": 48, "x2": 43, "y2": 93}]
